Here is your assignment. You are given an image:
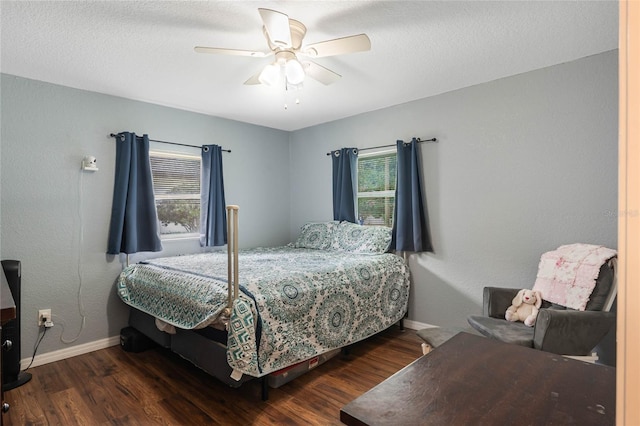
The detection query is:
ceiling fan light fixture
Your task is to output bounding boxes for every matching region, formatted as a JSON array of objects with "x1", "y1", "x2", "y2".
[
  {"x1": 196, "y1": 8, "x2": 369, "y2": 87},
  {"x1": 258, "y1": 63, "x2": 280, "y2": 86},
  {"x1": 285, "y1": 58, "x2": 305, "y2": 85}
]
